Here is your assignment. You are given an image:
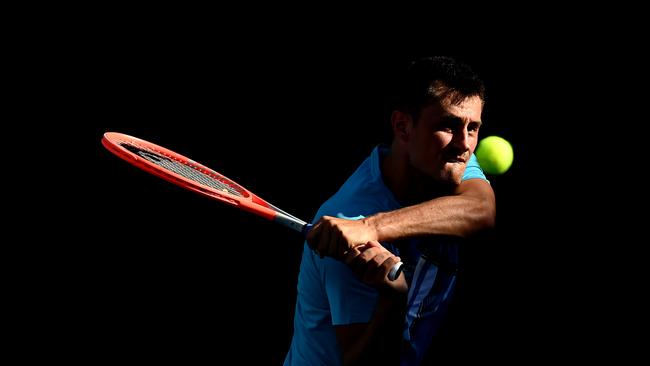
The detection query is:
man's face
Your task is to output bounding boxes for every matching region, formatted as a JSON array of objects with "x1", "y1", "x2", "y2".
[{"x1": 406, "y1": 95, "x2": 483, "y2": 185}]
